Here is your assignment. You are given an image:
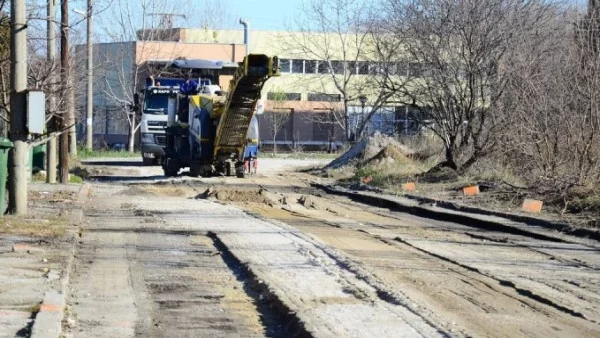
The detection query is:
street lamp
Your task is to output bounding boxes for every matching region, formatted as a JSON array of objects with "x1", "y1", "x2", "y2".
[
  {"x1": 73, "y1": 0, "x2": 93, "y2": 150},
  {"x1": 358, "y1": 95, "x2": 367, "y2": 138}
]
